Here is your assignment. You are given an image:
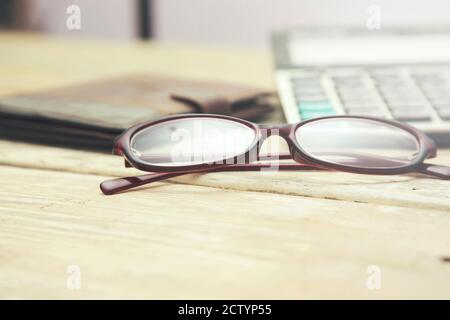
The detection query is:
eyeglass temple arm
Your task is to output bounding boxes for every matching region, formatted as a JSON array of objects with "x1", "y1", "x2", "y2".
[
  {"x1": 417, "y1": 163, "x2": 450, "y2": 180},
  {"x1": 100, "y1": 172, "x2": 186, "y2": 195},
  {"x1": 100, "y1": 161, "x2": 322, "y2": 195},
  {"x1": 104, "y1": 145, "x2": 449, "y2": 195},
  {"x1": 417, "y1": 136, "x2": 450, "y2": 179},
  {"x1": 416, "y1": 131, "x2": 449, "y2": 178}
]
